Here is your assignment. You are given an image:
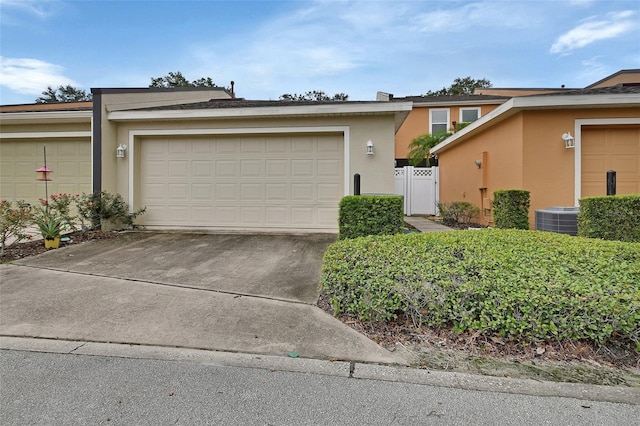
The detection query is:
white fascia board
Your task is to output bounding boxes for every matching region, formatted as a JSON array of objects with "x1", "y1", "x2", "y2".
[
  {"x1": 108, "y1": 102, "x2": 413, "y2": 121},
  {"x1": 509, "y1": 93, "x2": 640, "y2": 109},
  {"x1": 0, "y1": 110, "x2": 92, "y2": 124},
  {"x1": 0, "y1": 131, "x2": 91, "y2": 139}
]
